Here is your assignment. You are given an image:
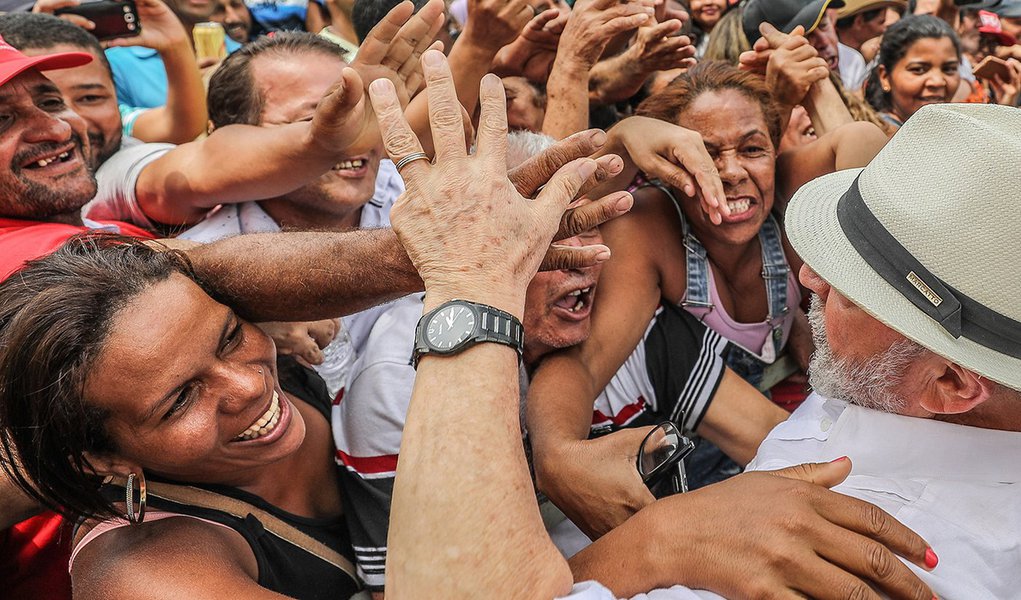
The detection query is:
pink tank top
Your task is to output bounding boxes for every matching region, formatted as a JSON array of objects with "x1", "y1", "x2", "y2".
[
  {"x1": 683, "y1": 264, "x2": 802, "y2": 363},
  {"x1": 68, "y1": 510, "x2": 232, "y2": 573}
]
